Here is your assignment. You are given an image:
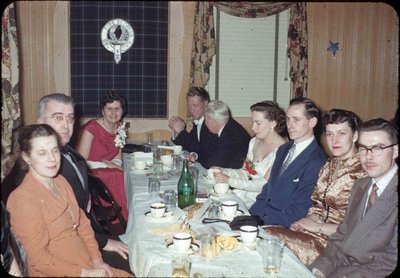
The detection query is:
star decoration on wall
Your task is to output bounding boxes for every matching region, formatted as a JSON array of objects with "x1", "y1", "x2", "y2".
[{"x1": 327, "y1": 41, "x2": 341, "y2": 57}]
